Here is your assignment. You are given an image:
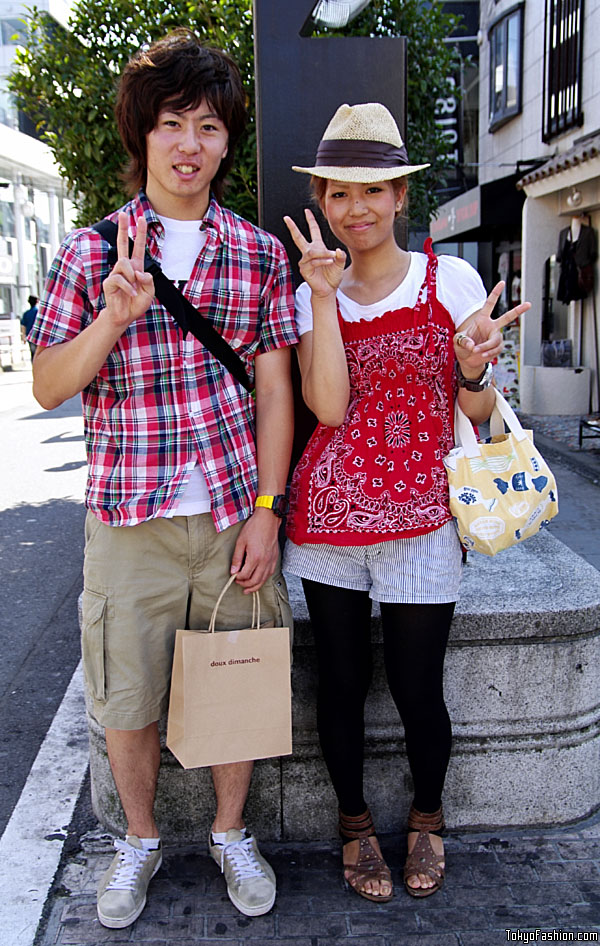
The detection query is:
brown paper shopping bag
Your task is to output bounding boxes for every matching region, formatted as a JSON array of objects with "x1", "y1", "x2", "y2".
[{"x1": 167, "y1": 575, "x2": 292, "y2": 769}]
